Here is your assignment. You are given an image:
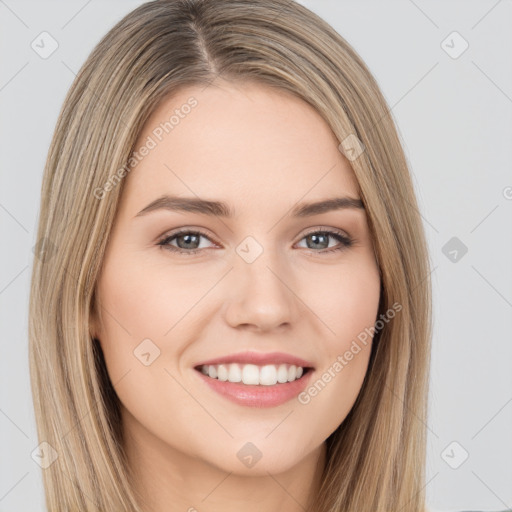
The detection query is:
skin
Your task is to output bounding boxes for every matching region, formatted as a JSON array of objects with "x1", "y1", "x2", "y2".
[{"x1": 91, "y1": 79, "x2": 381, "y2": 512}]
